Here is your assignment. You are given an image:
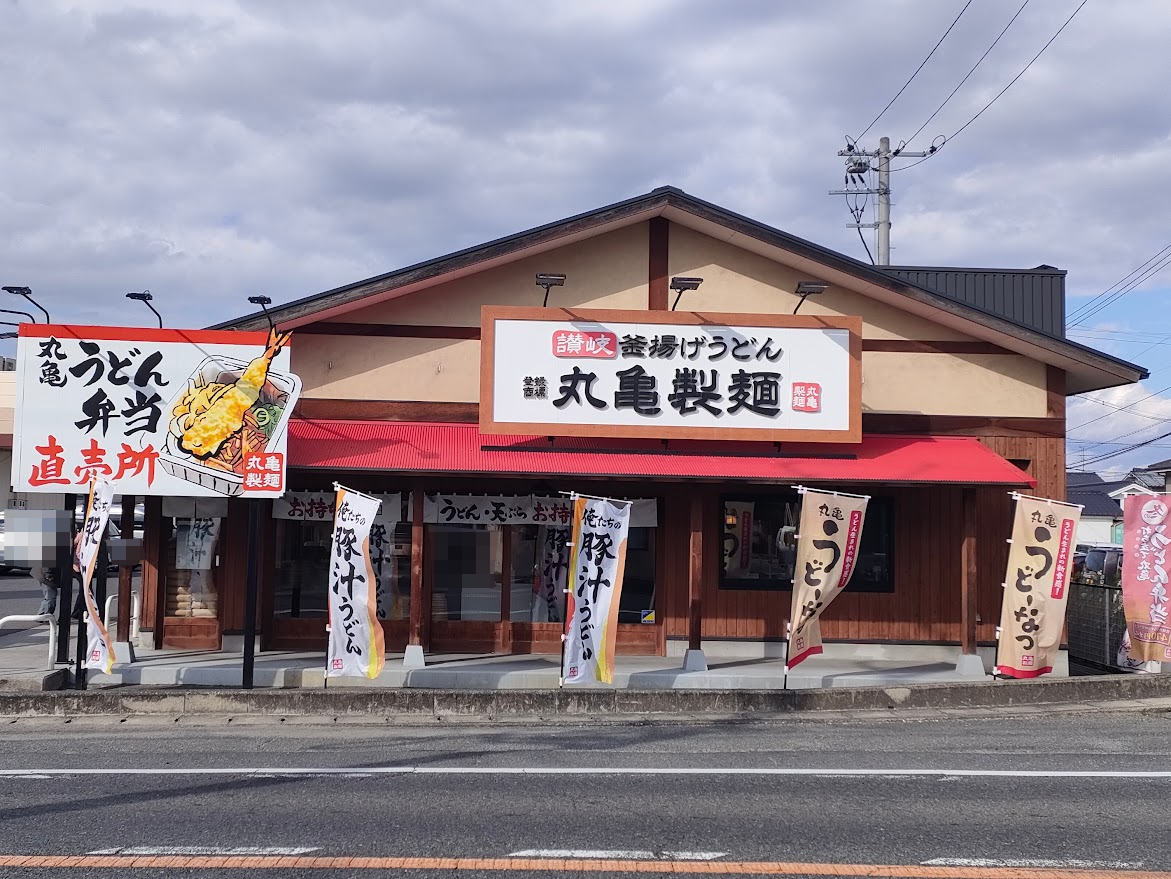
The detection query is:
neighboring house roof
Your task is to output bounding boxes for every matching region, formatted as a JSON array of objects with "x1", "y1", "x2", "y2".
[
  {"x1": 1144, "y1": 457, "x2": 1171, "y2": 473},
  {"x1": 1108, "y1": 482, "x2": 1156, "y2": 499},
  {"x1": 1067, "y1": 471, "x2": 1106, "y2": 488},
  {"x1": 1067, "y1": 489, "x2": 1124, "y2": 518},
  {"x1": 1126, "y1": 468, "x2": 1164, "y2": 490},
  {"x1": 212, "y1": 185, "x2": 1146, "y2": 394}
]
